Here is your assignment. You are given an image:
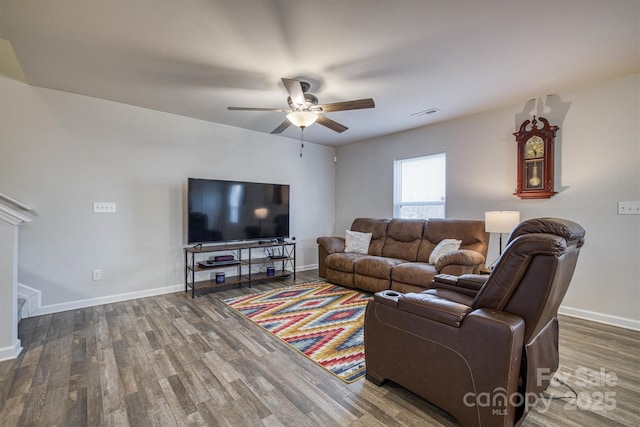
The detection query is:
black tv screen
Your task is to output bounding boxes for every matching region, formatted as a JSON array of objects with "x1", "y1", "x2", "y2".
[{"x1": 187, "y1": 178, "x2": 290, "y2": 244}]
